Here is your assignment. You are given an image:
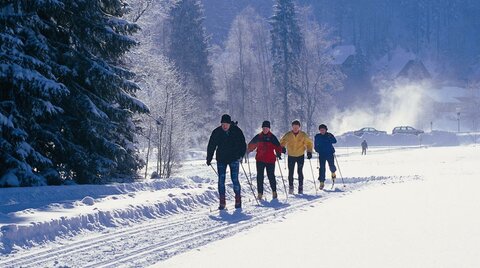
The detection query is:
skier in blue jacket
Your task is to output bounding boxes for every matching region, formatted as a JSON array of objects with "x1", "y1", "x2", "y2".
[{"x1": 314, "y1": 124, "x2": 337, "y2": 190}]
